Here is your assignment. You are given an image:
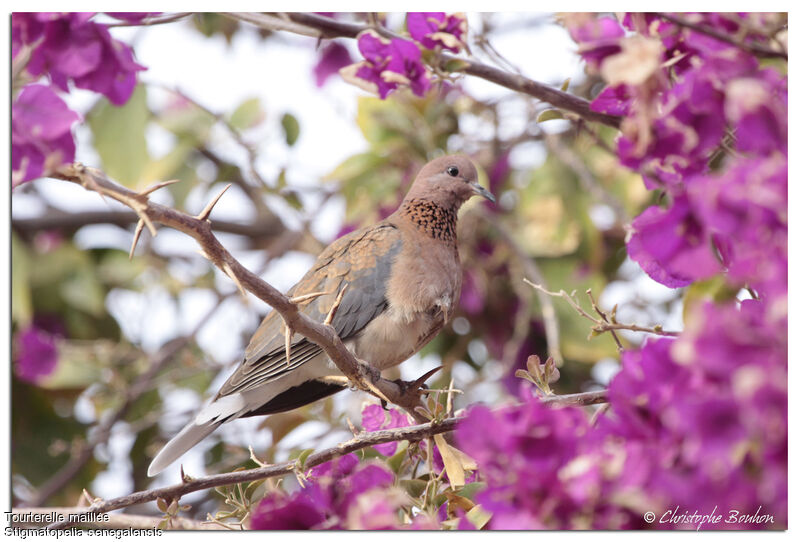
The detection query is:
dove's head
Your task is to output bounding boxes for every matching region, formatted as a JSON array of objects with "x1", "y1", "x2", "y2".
[{"x1": 403, "y1": 154, "x2": 495, "y2": 209}]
